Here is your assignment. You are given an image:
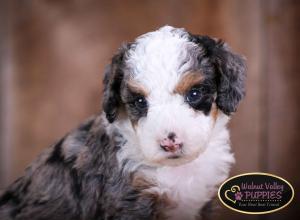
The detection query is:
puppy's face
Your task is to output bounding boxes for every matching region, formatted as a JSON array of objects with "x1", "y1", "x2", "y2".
[{"x1": 103, "y1": 26, "x2": 246, "y2": 166}]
